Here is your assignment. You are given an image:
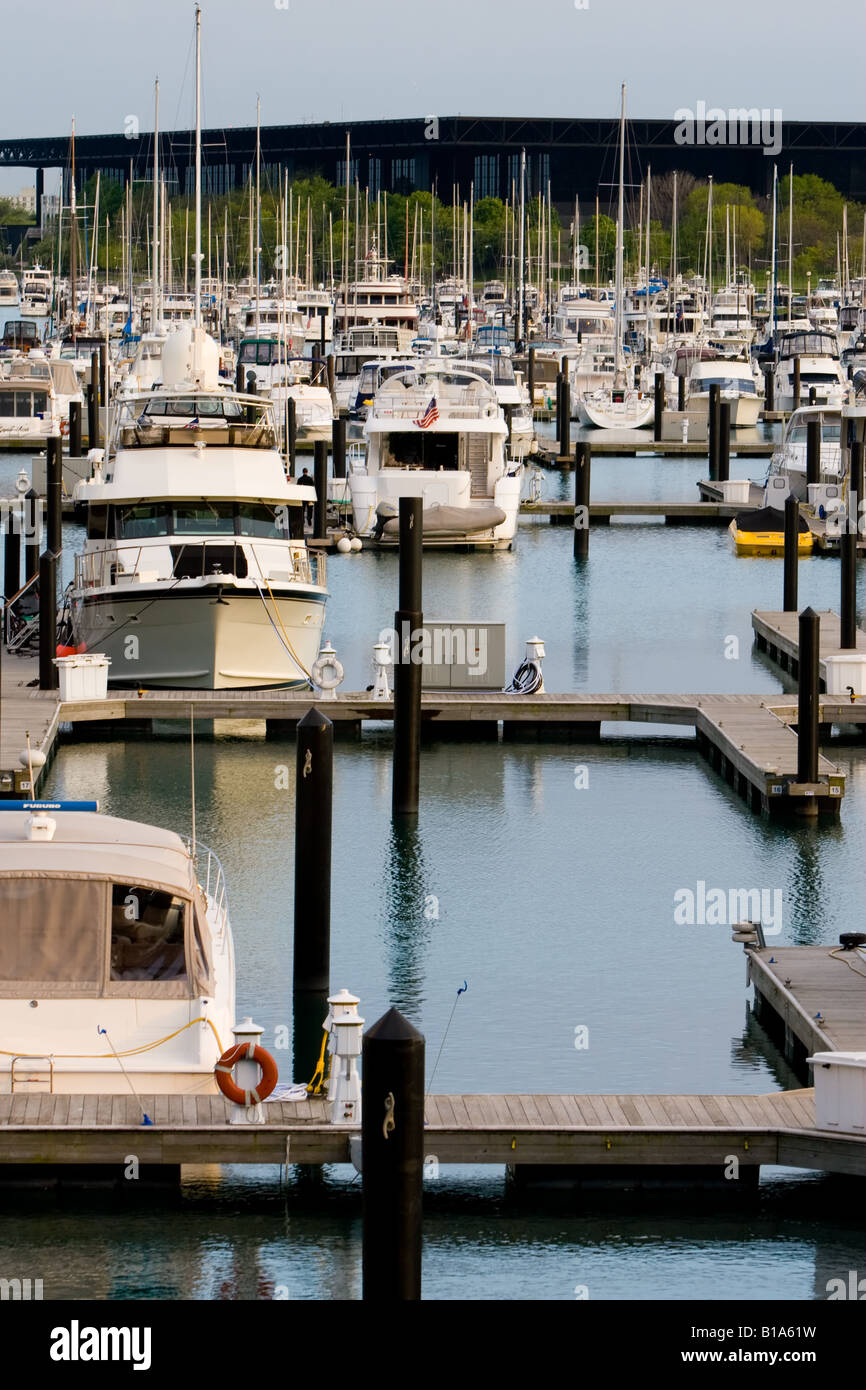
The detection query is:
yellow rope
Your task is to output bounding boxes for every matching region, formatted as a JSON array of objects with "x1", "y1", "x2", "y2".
[
  {"x1": 829, "y1": 947, "x2": 866, "y2": 978},
  {"x1": 263, "y1": 574, "x2": 314, "y2": 681},
  {"x1": 306, "y1": 1027, "x2": 330, "y2": 1095},
  {"x1": 0, "y1": 1016, "x2": 224, "y2": 1061}
]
